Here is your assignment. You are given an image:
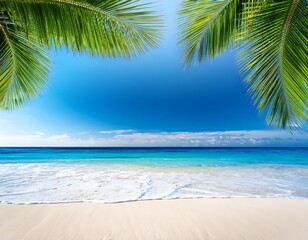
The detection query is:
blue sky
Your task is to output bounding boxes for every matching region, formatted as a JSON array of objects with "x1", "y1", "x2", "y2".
[{"x1": 0, "y1": 0, "x2": 307, "y2": 147}]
